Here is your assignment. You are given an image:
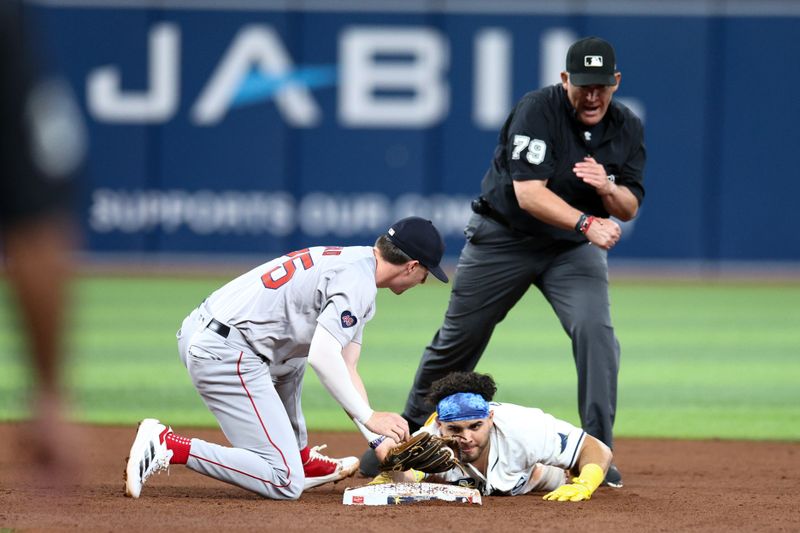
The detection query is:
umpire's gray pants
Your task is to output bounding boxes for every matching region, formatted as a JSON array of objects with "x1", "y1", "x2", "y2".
[{"x1": 403, "y1": 214, "x2": 620, "y2": 449}]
